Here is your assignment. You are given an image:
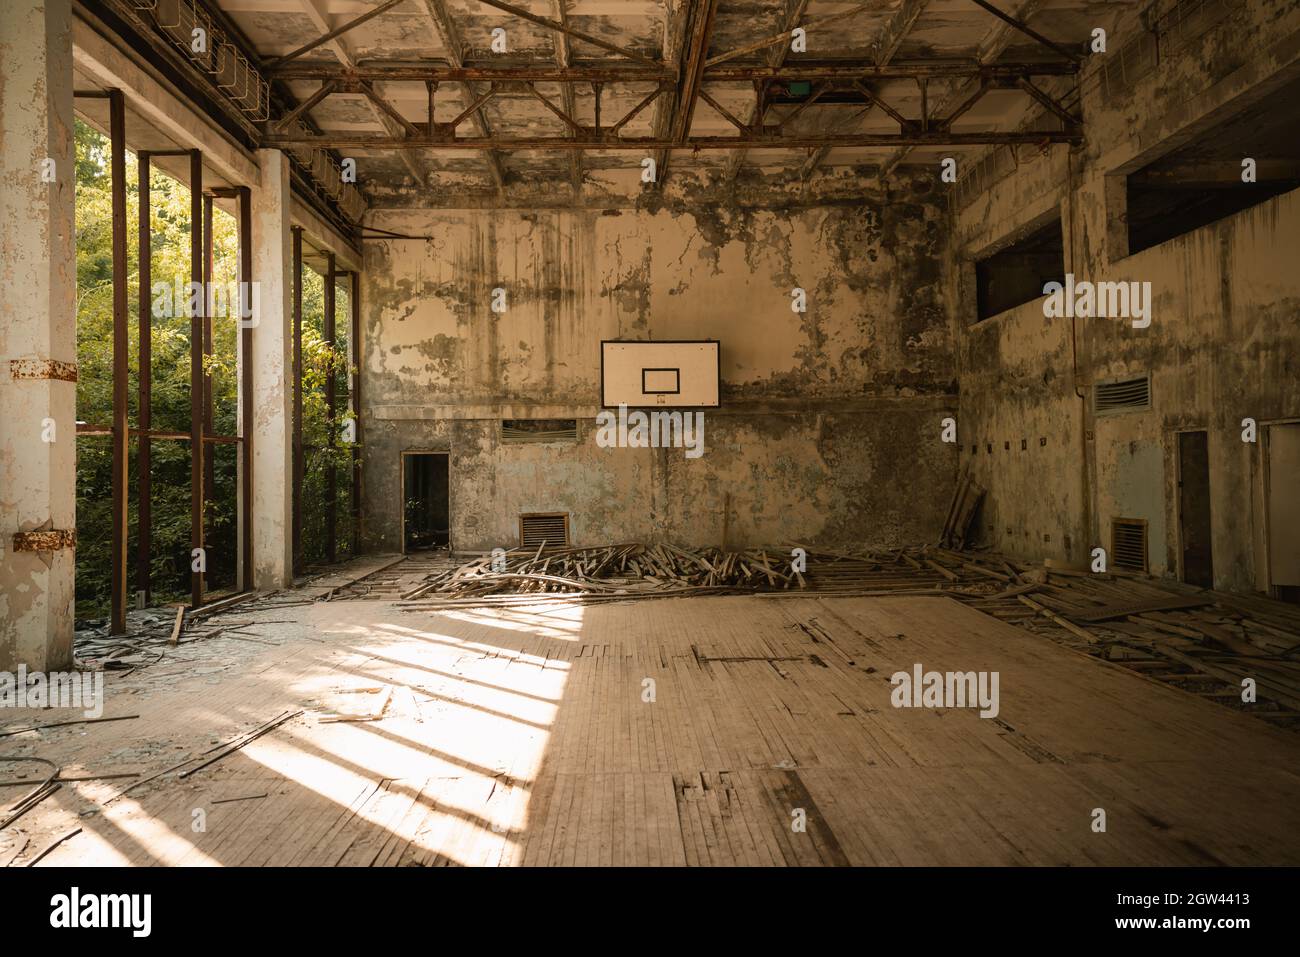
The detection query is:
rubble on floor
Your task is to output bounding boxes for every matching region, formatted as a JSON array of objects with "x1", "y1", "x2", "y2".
[
  {"x1": 55, "y1": 541, "x2": 1300, "y2": 734},
  {"x1": 347, "y1": 542, "x2": 1298, "y2": 729},
  {"x1": 394, "y1": 542, "x2": 957, "y2": 606}
]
